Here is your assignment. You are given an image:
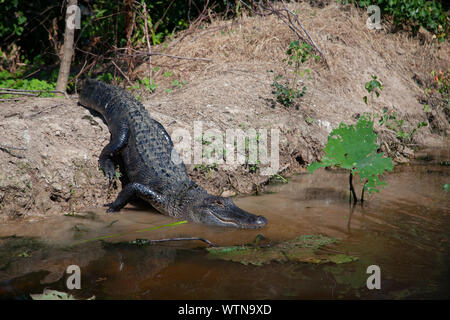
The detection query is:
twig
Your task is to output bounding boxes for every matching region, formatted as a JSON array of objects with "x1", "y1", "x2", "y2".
[
  {"x1": 280, "y1": 0, "x2": 326, "y2": 61},
  {"x1": 3, "y1": 5, "x2": 59, "y2": 43},
  {"x1": 148, "y1": 0, "x2": 177, "y2": 36},
  {"x1": 168, "y1": 0, "x2": 211, "y2": 48},
  {"x1": 72, "y1": 58, "x2": 89, "y2": 94},
  {"x1": 110, "y1": 60, "x2": 134, "y2": 87},
  {"x1": 28, "y1": 104, "x2": 65, "y2": 118},
  {"x1": 241, "y1": 0, "x2": 327, "y2": 64},
  {"x1": 20, "y1": 68, "x2": 42, "y2": 80}
]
